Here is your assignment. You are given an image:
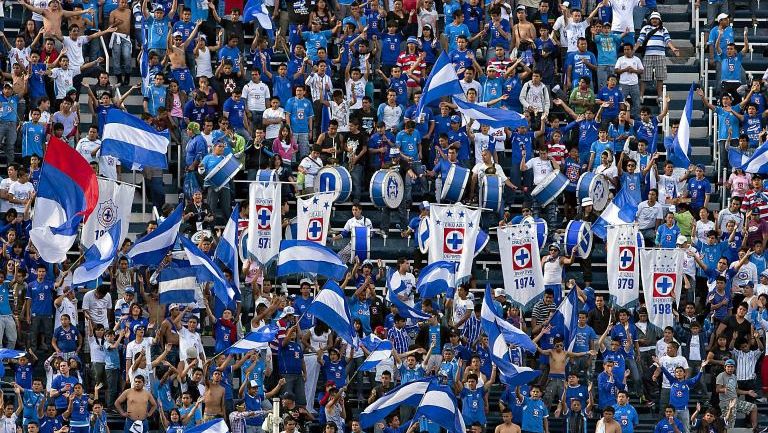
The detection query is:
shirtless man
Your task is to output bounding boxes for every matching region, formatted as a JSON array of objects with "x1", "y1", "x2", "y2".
[
  {"x1": 108, "y1": 0, "x2": 133, "y2": 86},
  {"x1": 19, "y1": 0, "x2": 93, "y2": 39},
  {"x1": 202, "y1": 361, "x2": 226, "y2": 421},
  {"x1": 115, "y1": 375, "x2": 158, "y2": 433},
  {"x1": 495, "y1": 409, "x2": 521, "y2": 433},
  {"x1": 2, "y1": 63, "x2": 29, "y2": 97},
  {"x1": 534, "y1": 328, "x2": 595, "y2": 409},
  {"x1": 597, "y1": 406, "x2": 623, "y2": 433},
  {"x1": 512, "y1": 5, "x2": 537, "y2": 52},
  {"x1": 165, "y1": 19, "x2": 203, "y2": 93},
  {"x1": 155, "y1": 304, "x2": 182, "y2": 366}
]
